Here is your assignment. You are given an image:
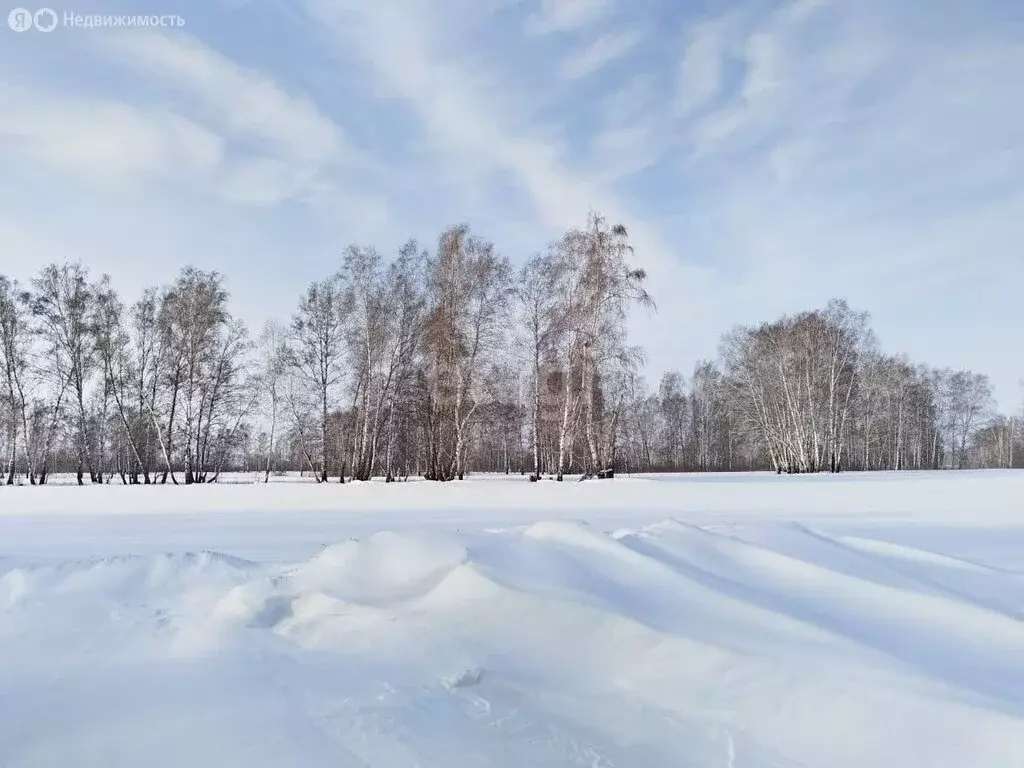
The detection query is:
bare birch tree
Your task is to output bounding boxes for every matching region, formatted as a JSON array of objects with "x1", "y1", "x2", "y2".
[
  {"x1": 0, "y1": 276, "x2": 34, "y2": 484},
  {"x1": 516, "y1": 252, "x2": 562, "y2": 480},
  {"x1": 256, "y1": 321, "x2": 288, "y2": 483},
  {"x1": 289, "y1": 275, "x2": 347, "y2": 483}
]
